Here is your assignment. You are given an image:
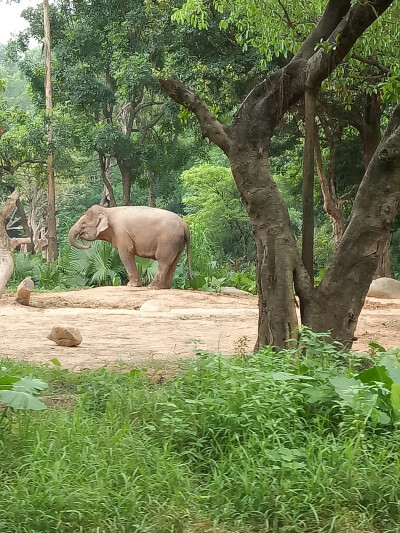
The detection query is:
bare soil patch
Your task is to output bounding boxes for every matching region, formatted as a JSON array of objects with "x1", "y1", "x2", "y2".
[{"x1": 0, "y1": 286, "x2": 399, "y2": 370}]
